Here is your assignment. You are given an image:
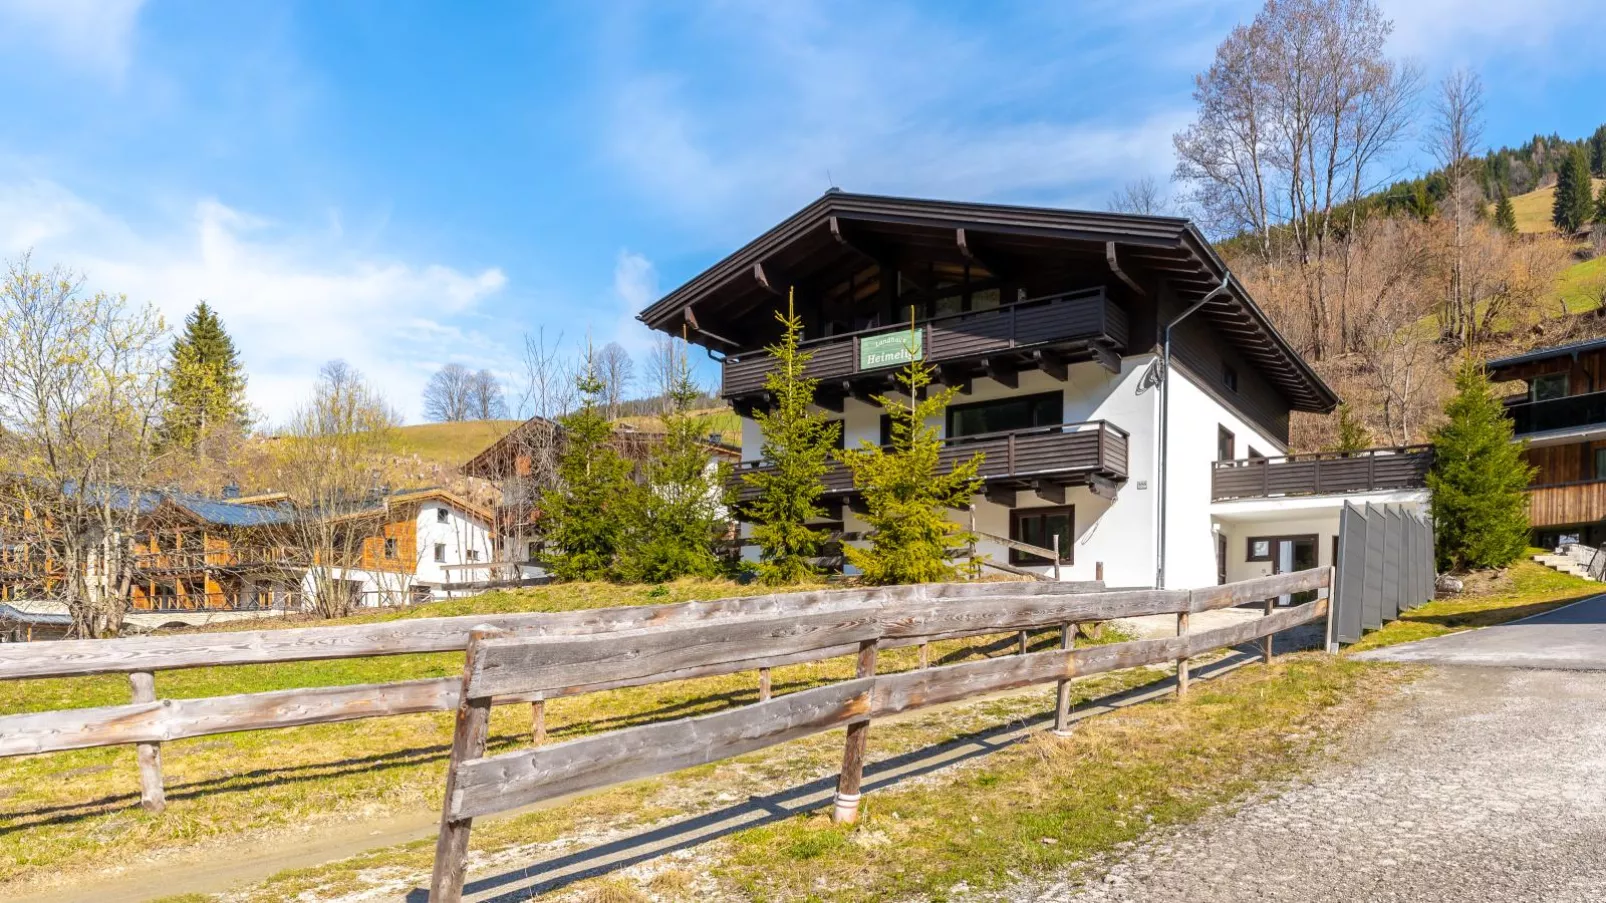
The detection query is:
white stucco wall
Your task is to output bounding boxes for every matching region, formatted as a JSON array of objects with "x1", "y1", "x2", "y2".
[
  {"x1": 414, "y1": 500, "x2": 496, "y2": 591},
  {"x1": 1213, "y1": 491, "x2": 1431, "y2": 584},
  {"x1": 1159, "y1": 365, "x2": 1286, "y2": 589}
]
